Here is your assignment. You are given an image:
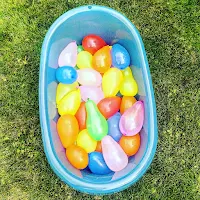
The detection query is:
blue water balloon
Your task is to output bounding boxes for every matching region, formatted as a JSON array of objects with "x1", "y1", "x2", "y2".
[
  {"x1": 111, "y1": 44, "x2": 130, "y2": 70},
  {"x1": 89, "y1": 152, "x2": 112, "y2": 175},
  {"x1": 108, "y1": 112, "x2": 122, "y2": 142},
  {"x1": 56, "y1": 66, "x2": 77, "y2": 84}
]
